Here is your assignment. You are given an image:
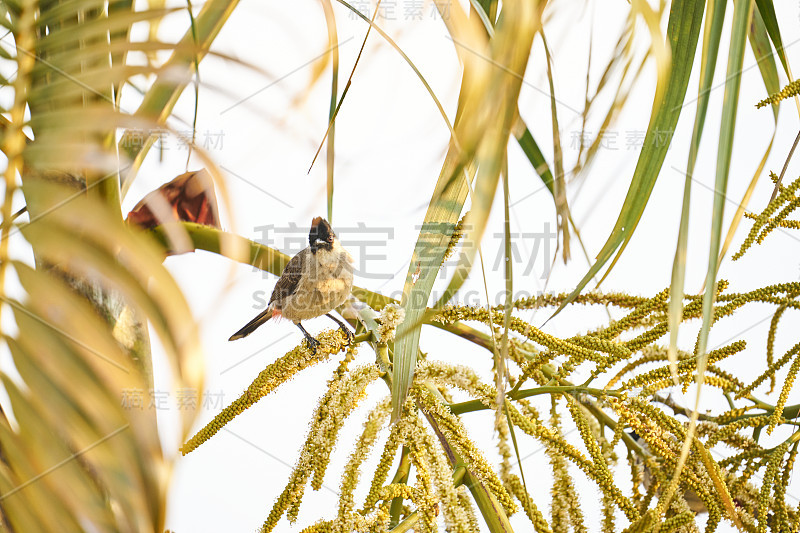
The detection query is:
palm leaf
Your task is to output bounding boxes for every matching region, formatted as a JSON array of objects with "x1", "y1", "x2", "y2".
[
  {"x1": 715, "y1": 4, "x2": 780, "y2": 264},
  {"x1": 695, "y1": 0, "x2": 753, "y2": 402},
  {"x1": 394, "y1": 0, "x2": 543, "y2": 422},
  {"x1": 0, "y1": 179, "x2": 204, "y2": 530},
  {"x1": 550, "y1": 0, "x2": 705, "y2": 320},
  {"x1": 662, "y1": 0, "x2": 754, "y2": 525},
  {"x1": 667, "y1": 0, "x2": 726, "y2": 393},
  {"x1": 753, "y1": 0, "x2": 790, "y2": 76},
  {"x1": 0, "y1": 2, "x2": 212, "y2": 529}
]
